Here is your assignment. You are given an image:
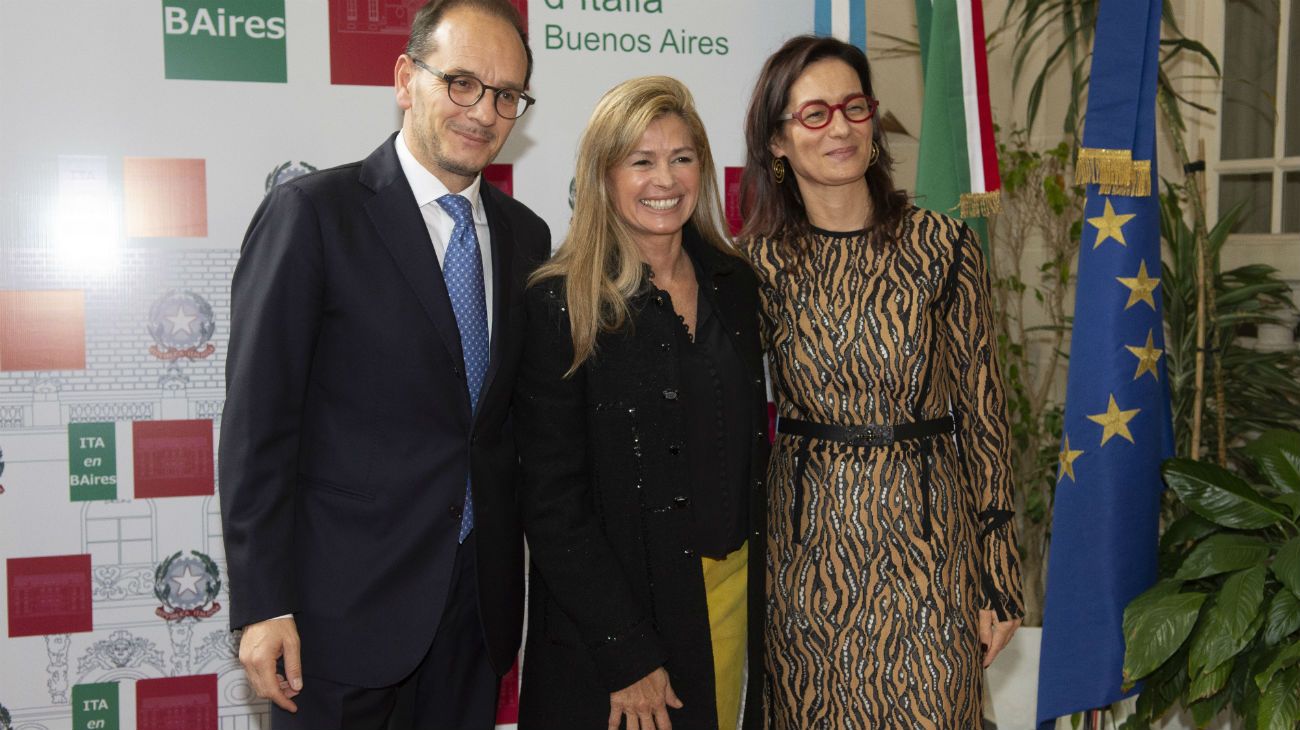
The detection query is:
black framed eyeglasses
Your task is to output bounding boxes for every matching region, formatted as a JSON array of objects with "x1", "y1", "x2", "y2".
[
  {"x1": 411, "y1": 59, "x2": 536, "y2": 120},
  {"x1": 778, "y1": 93, "x2": 879, "y2": 130}
]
